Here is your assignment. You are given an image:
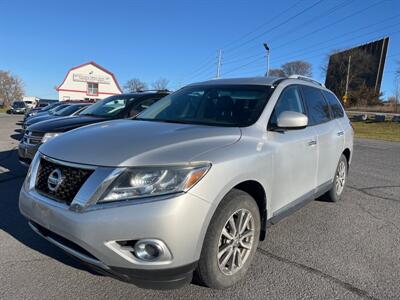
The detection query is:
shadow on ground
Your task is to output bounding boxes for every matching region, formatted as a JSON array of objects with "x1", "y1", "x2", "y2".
[{"x1": 0, "y1": 147, "x2": 98, "y2": 275}]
